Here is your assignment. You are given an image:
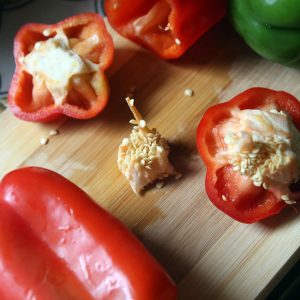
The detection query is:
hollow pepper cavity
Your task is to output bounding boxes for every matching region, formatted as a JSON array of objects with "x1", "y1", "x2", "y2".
[
  {"x1": 9, "y1": 13, "x2": 114, "y2": 122},
  {"x1": 105, "y1": 0, "x2": 226, "y2": 59},
  {"x1": 197, "y1": 88, "x2": 300, "y2": 223}
]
